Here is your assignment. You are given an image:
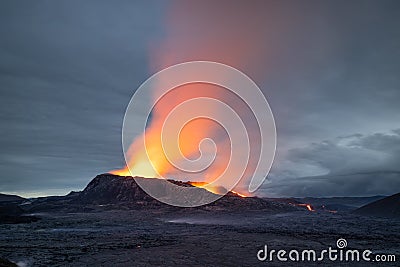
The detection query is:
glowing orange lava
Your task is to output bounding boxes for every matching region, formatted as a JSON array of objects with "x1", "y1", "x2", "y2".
[
  {"x1": 188, "y1": 182, "x2": 247, "y2": 197},
  {"x1": 111, "y1": 1, "x2": 273, "y2": 195},
  {"x1": 110, "y1": 167, "x2": 131, "y2": 177},
  {"x1": 231, "y1": 191, "x2": 247, "y2": 198},
  {"x1": 111, "y1": 84, "x2": 239, "y2": 188},
  {"x1": 187, "y1": 181, "x2": 221, "y2": 195},
  {"x1": 298, "y1": 203, "x2": 315, "y2": 212}
]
